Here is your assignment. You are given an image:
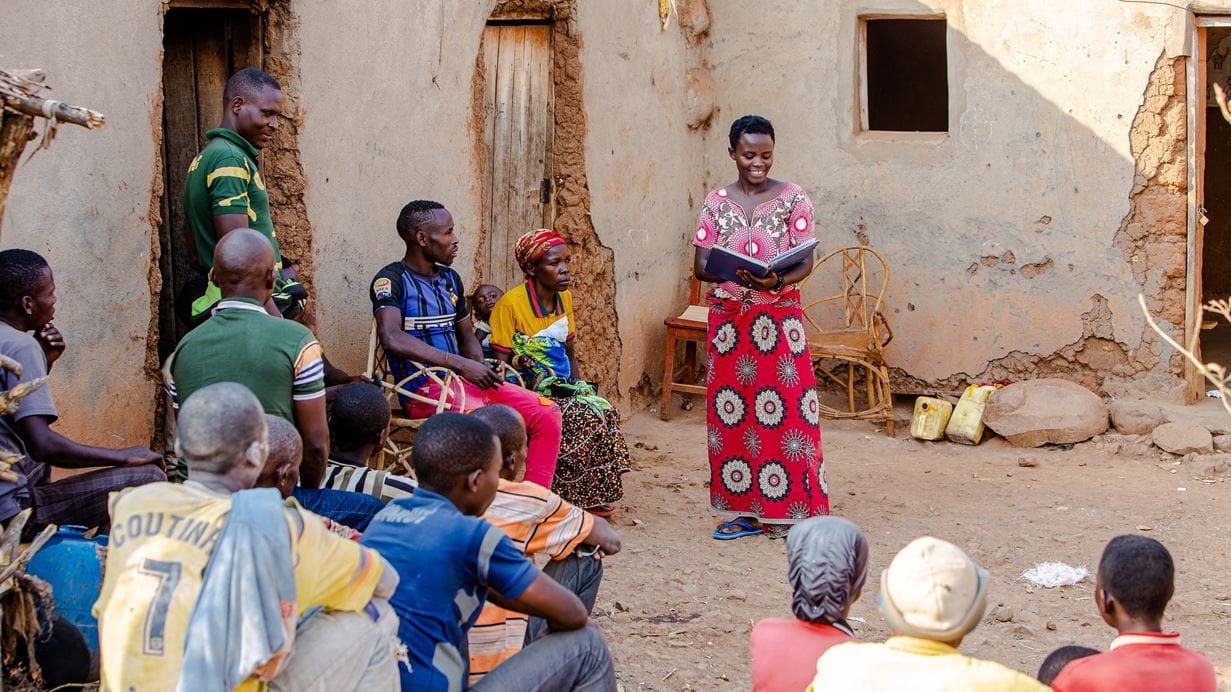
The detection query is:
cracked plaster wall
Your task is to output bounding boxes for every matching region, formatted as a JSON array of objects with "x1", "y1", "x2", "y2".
[
  {"x1": 2, "y1": 0, "x2": 1222, "y2": 446},
  {"x1": 701, "y1": 0, "x2": 1199, "y2": 399},
  {"x1": 0, "y1": 0, "x2": 708, "y2": 451},
  {"x1": 574, "y1": 0, "x2": 707, "y2": 408},
  {"x1": 299, "y1": 1, "x2": 702, "y2": 412},
  {"x1": 0, "y1": 0, "x2": 164, "y2": 446}
]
